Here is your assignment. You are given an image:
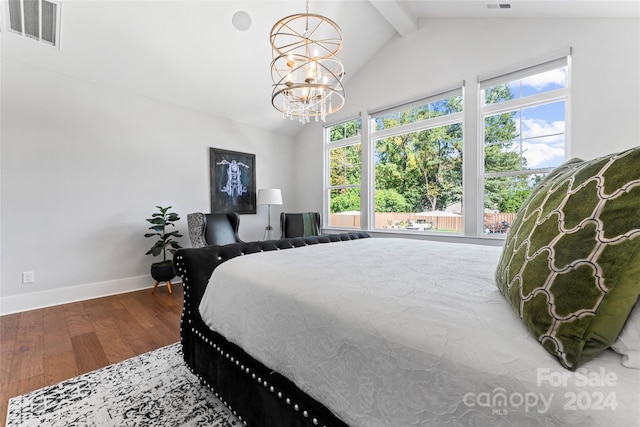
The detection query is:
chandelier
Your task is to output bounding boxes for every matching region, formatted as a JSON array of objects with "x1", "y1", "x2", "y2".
[{"x1": 270, "y1": 0, "x2": 345, "y2": 123}]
